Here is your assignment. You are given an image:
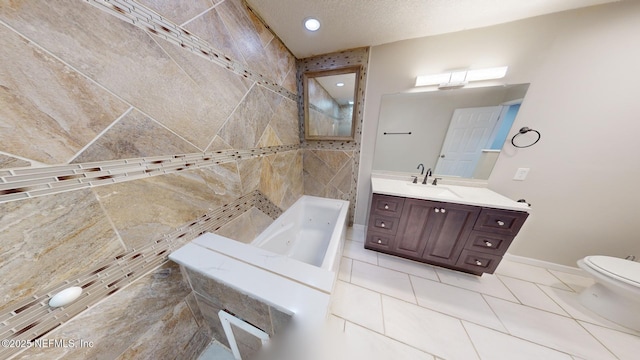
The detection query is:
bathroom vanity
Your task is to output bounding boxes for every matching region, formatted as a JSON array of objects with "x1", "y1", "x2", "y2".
[{"x1": 366, "y1": 176, "x2": 529, "y2": 275}]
